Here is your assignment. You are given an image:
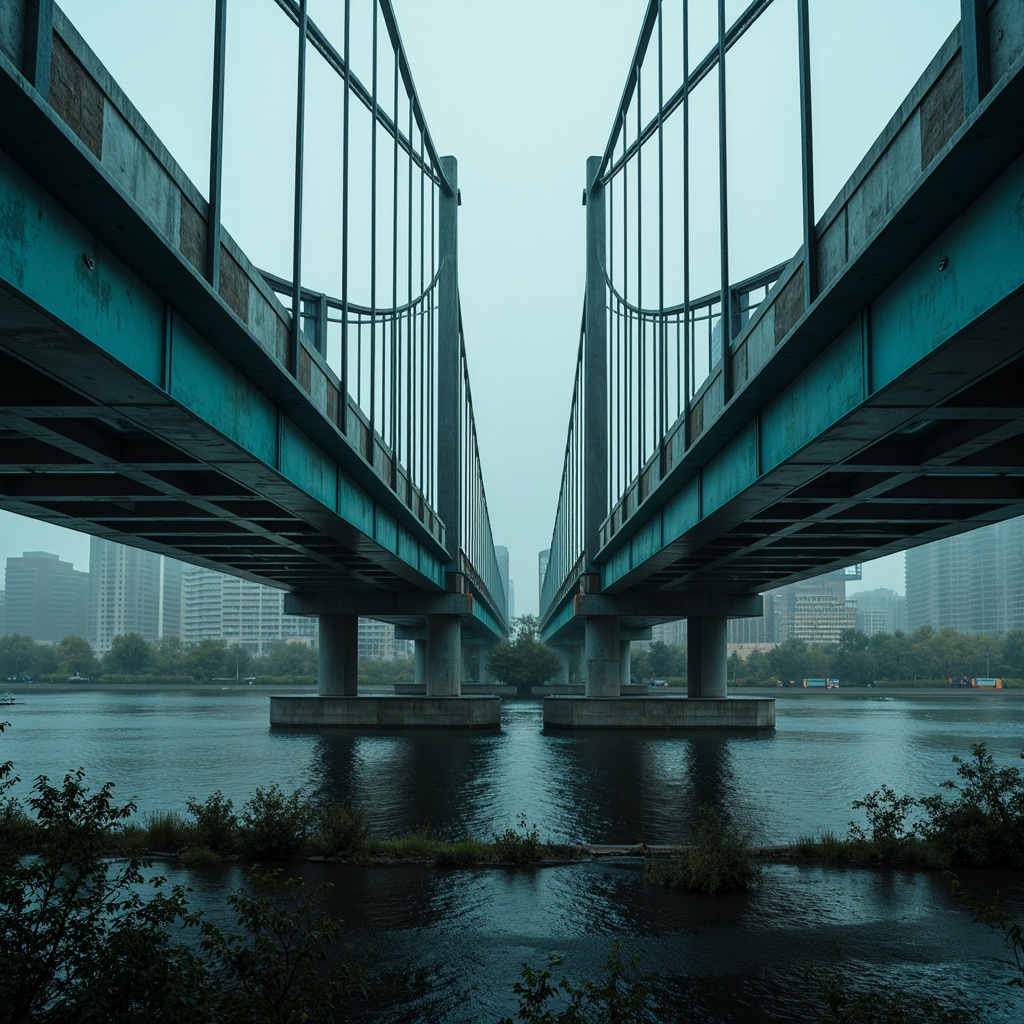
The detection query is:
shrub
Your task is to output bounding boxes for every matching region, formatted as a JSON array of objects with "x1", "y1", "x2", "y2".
[
  {"x1": 434, "y1": 839, "x2": 491, "y2": 867},
  {"x1": 200, "y1": 867, "x2": 370, "y2": 1022},
  {"x1": 918, "y1": 744, "x2": 1024, "y2": 868},
  {"x1": 310, "y1": 803, "x2": 370, "y2": 859},
  {"x1": 238, "y1": 784, "x2": 314, "y2": 859},
  {"x1": 647, "y1": 804, "x2": 762, "y2": 893},
  {"x1": 848, "y1": 784, "x2": 919, "y2": 860},
  {"x1": 185, "y1": 790, "x2": 238, "y2": 856},
  {"x1": 492, "y1": 813, "x2": 542, "y2": 866},
  {"x1": 498, "y1": 940, "x2": 651, "y2": 1024},
  {"x1": 144, "y1": 811, "x2": 192, "y2": 853}
]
